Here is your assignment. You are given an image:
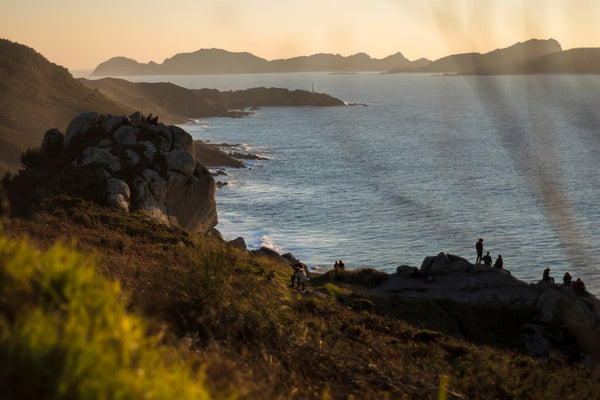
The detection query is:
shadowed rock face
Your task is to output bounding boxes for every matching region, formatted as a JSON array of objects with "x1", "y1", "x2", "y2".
[
  {"x1": 40, "y1": 111, "x2": 217, "y2": 233},
  {"x1": 378, "y1": 252, "x2": 600, "y2": 365}
]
